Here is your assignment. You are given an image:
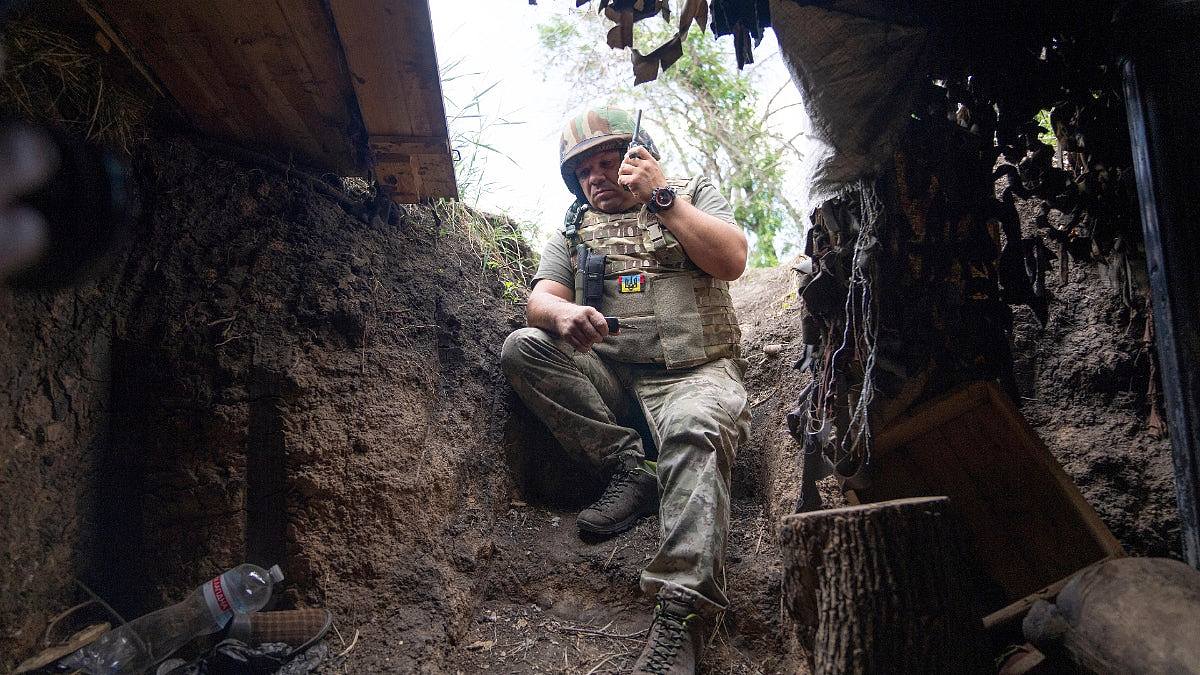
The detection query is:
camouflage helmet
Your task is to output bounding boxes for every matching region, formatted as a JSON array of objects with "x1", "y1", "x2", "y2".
[{"x1": 558, "y1": 107, "x2": 660, "y2": 200}]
